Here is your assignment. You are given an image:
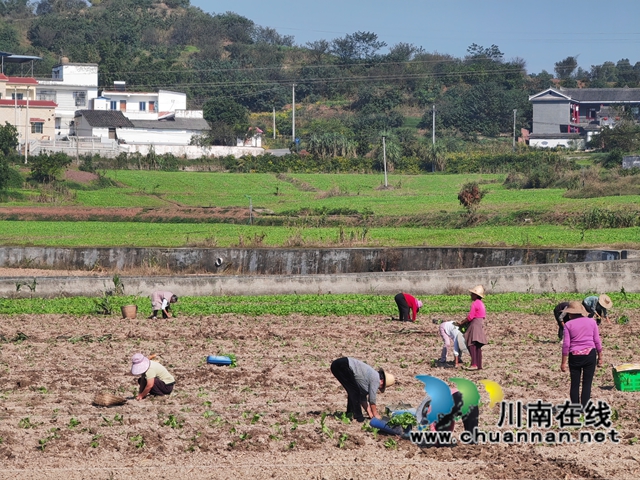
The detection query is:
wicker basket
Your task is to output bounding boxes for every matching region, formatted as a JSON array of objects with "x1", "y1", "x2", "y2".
[
  {"x1": 121, "y1": 305, "x2": 137, "y2": 319},
  {"x1": 93, "y1": 393, "x2": 127, "y2": 407}
]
